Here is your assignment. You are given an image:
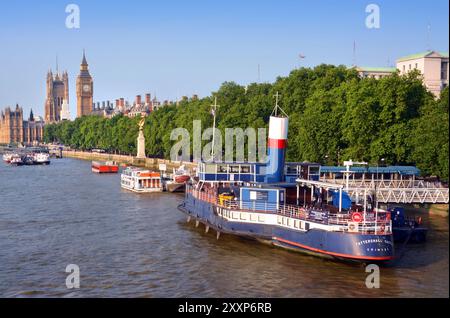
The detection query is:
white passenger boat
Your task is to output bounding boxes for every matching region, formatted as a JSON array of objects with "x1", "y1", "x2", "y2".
[
  {"x1": 120, "y1": 167, "x2": 163, "y2": 193},
  {"x1": 10, "y1": 155, "x2": 24, "y2": 166},
  {"x1": 33, "y1": 152, "x2": 50, "y2": 165},
  {"x1": 2, "y1": 153, "x2": 13, "y2": 163}
]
